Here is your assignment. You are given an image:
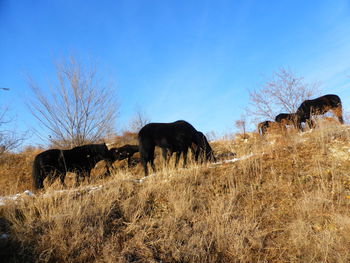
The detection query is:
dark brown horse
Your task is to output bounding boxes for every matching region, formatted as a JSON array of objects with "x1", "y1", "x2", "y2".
[
  {"x1": 32, "y1": 143, "x2": 114, "y2": 189},
  {"x1": 257, "y1": 120, "x2": 273, "y2": 135},
  {"x1": 138, "y1": 120, "x2": 200, "y2": 176},
  {"x1": 275, "y1": 113, "x2": 298, "y2": 126},
  {"x1": 296, "y1": 94, "x2": 343, "y2": 130},
  {"x1": 110, "y1": 144, "x2": 139, "y2": 167}
]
